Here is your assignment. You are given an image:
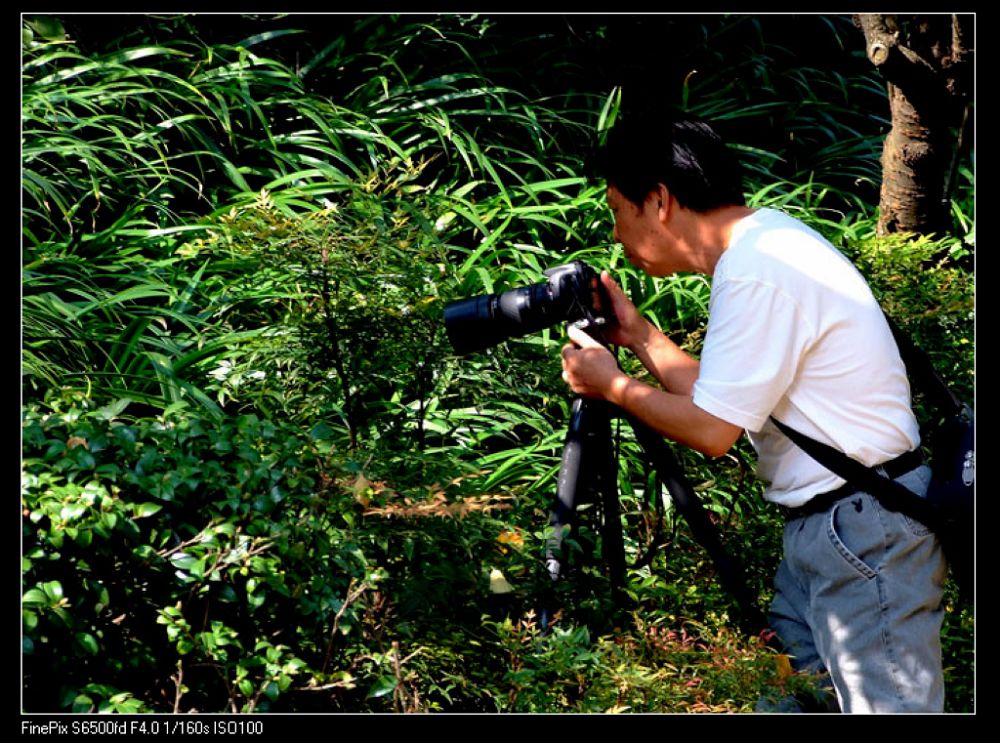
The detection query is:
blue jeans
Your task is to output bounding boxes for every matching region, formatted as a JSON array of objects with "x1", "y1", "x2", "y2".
[{"x1": 769, "y1": 465, "x2": 947, "y2": 713}]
